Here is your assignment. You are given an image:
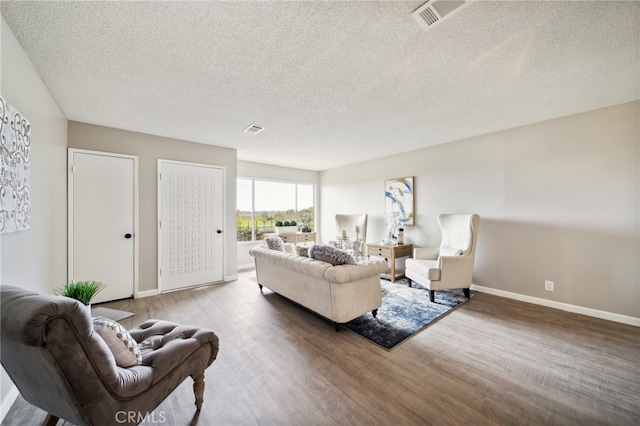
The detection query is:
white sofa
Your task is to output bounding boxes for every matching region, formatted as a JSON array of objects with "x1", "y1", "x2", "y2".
[{"x1": 249, "y1": 245, "x2": 388, "y2": 329}]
